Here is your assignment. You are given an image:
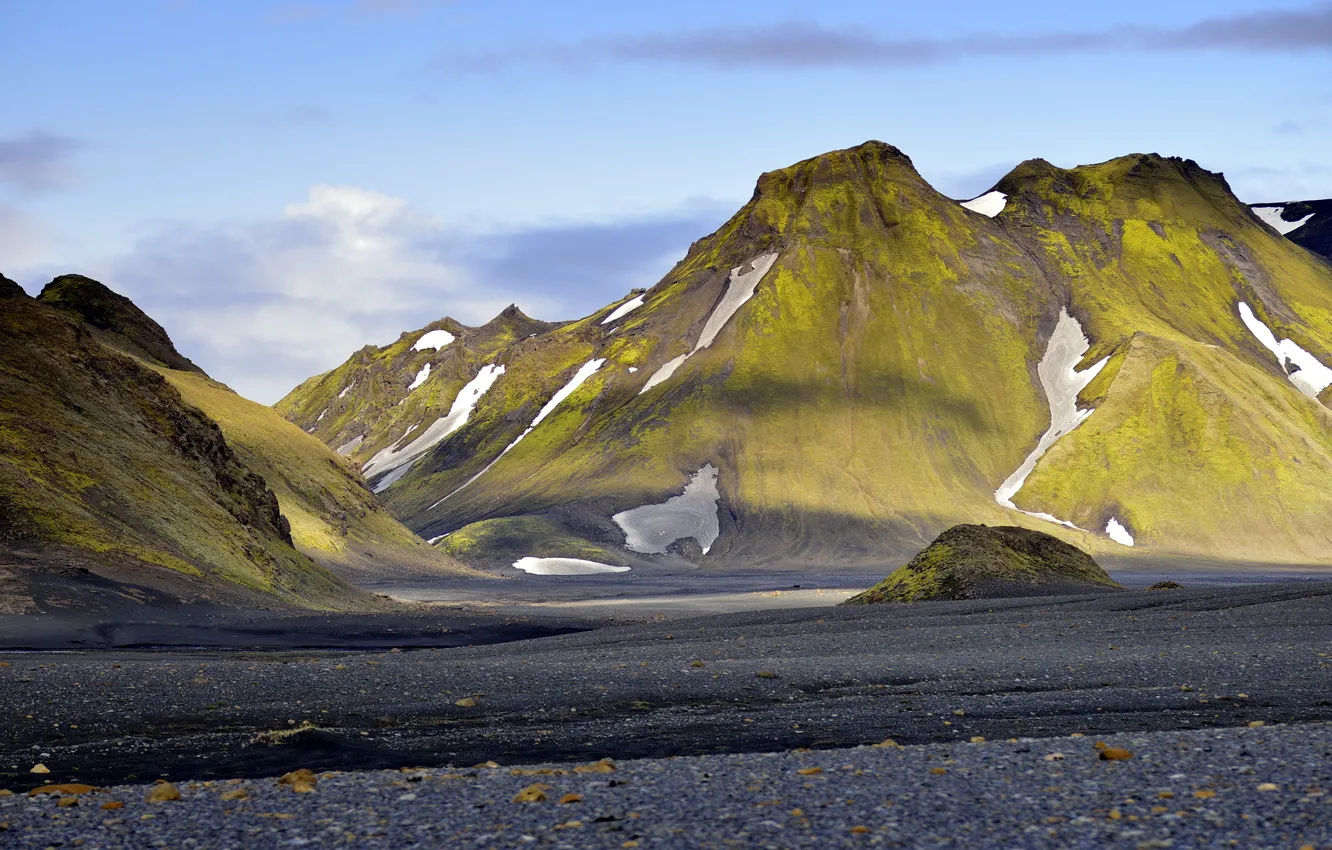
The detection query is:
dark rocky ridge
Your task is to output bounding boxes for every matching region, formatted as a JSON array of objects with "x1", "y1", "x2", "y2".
[{"x1": 37, "y1": 274, "x2": 203, "y2": 373}]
